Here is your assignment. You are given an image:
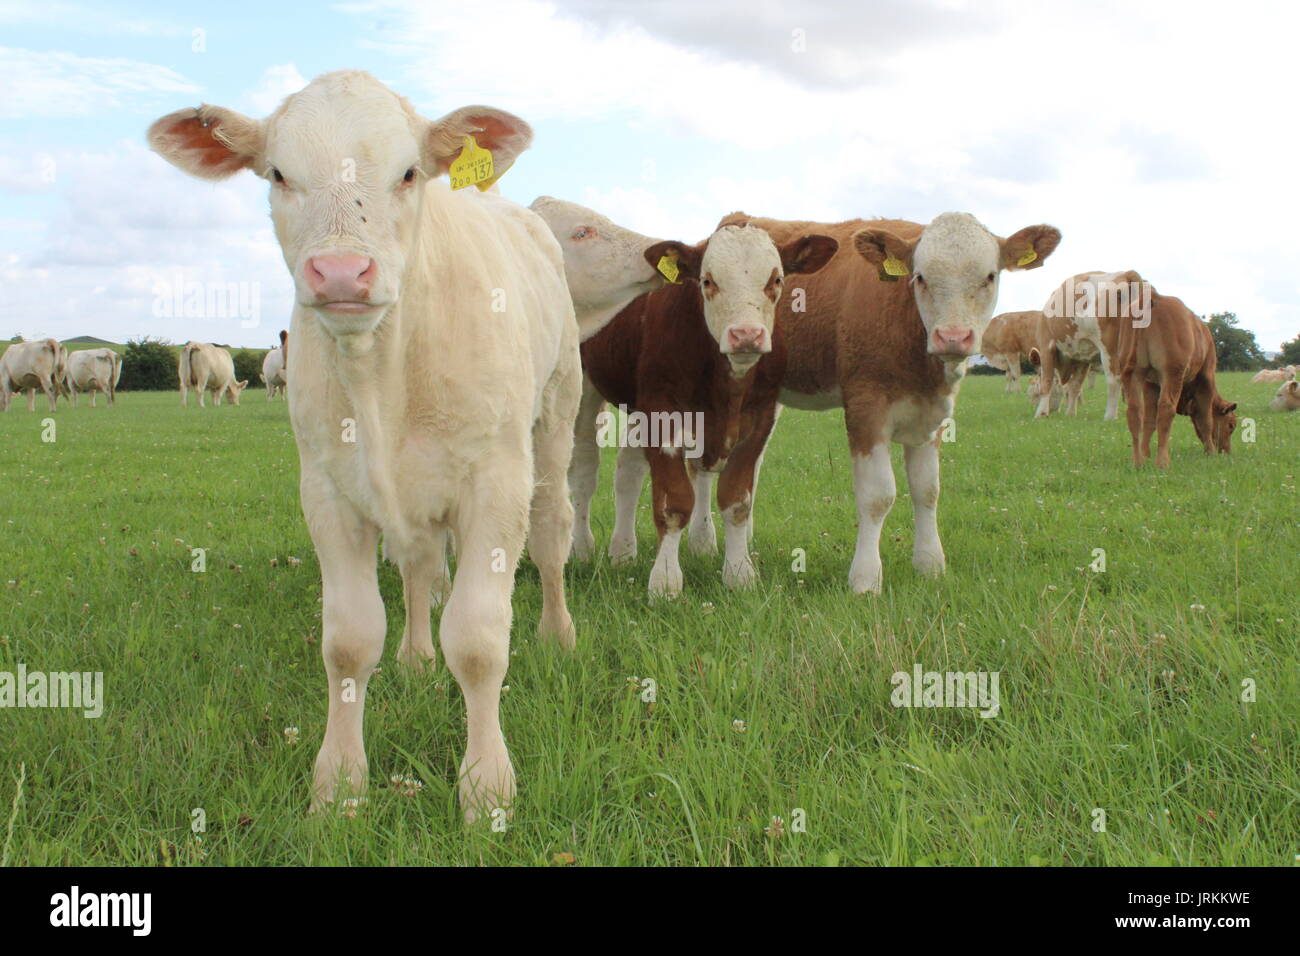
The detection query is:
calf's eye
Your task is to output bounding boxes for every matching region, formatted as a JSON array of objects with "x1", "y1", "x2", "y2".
[
  {"x1": 403, "y1": 167, "x2": 416, "y2": 183},
  {"x1": 271, "y1": 168, "x2": 285, "y2": 184},
  {"x1": 986, "y1": 273, "x2": 996, "y2": 283}
]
